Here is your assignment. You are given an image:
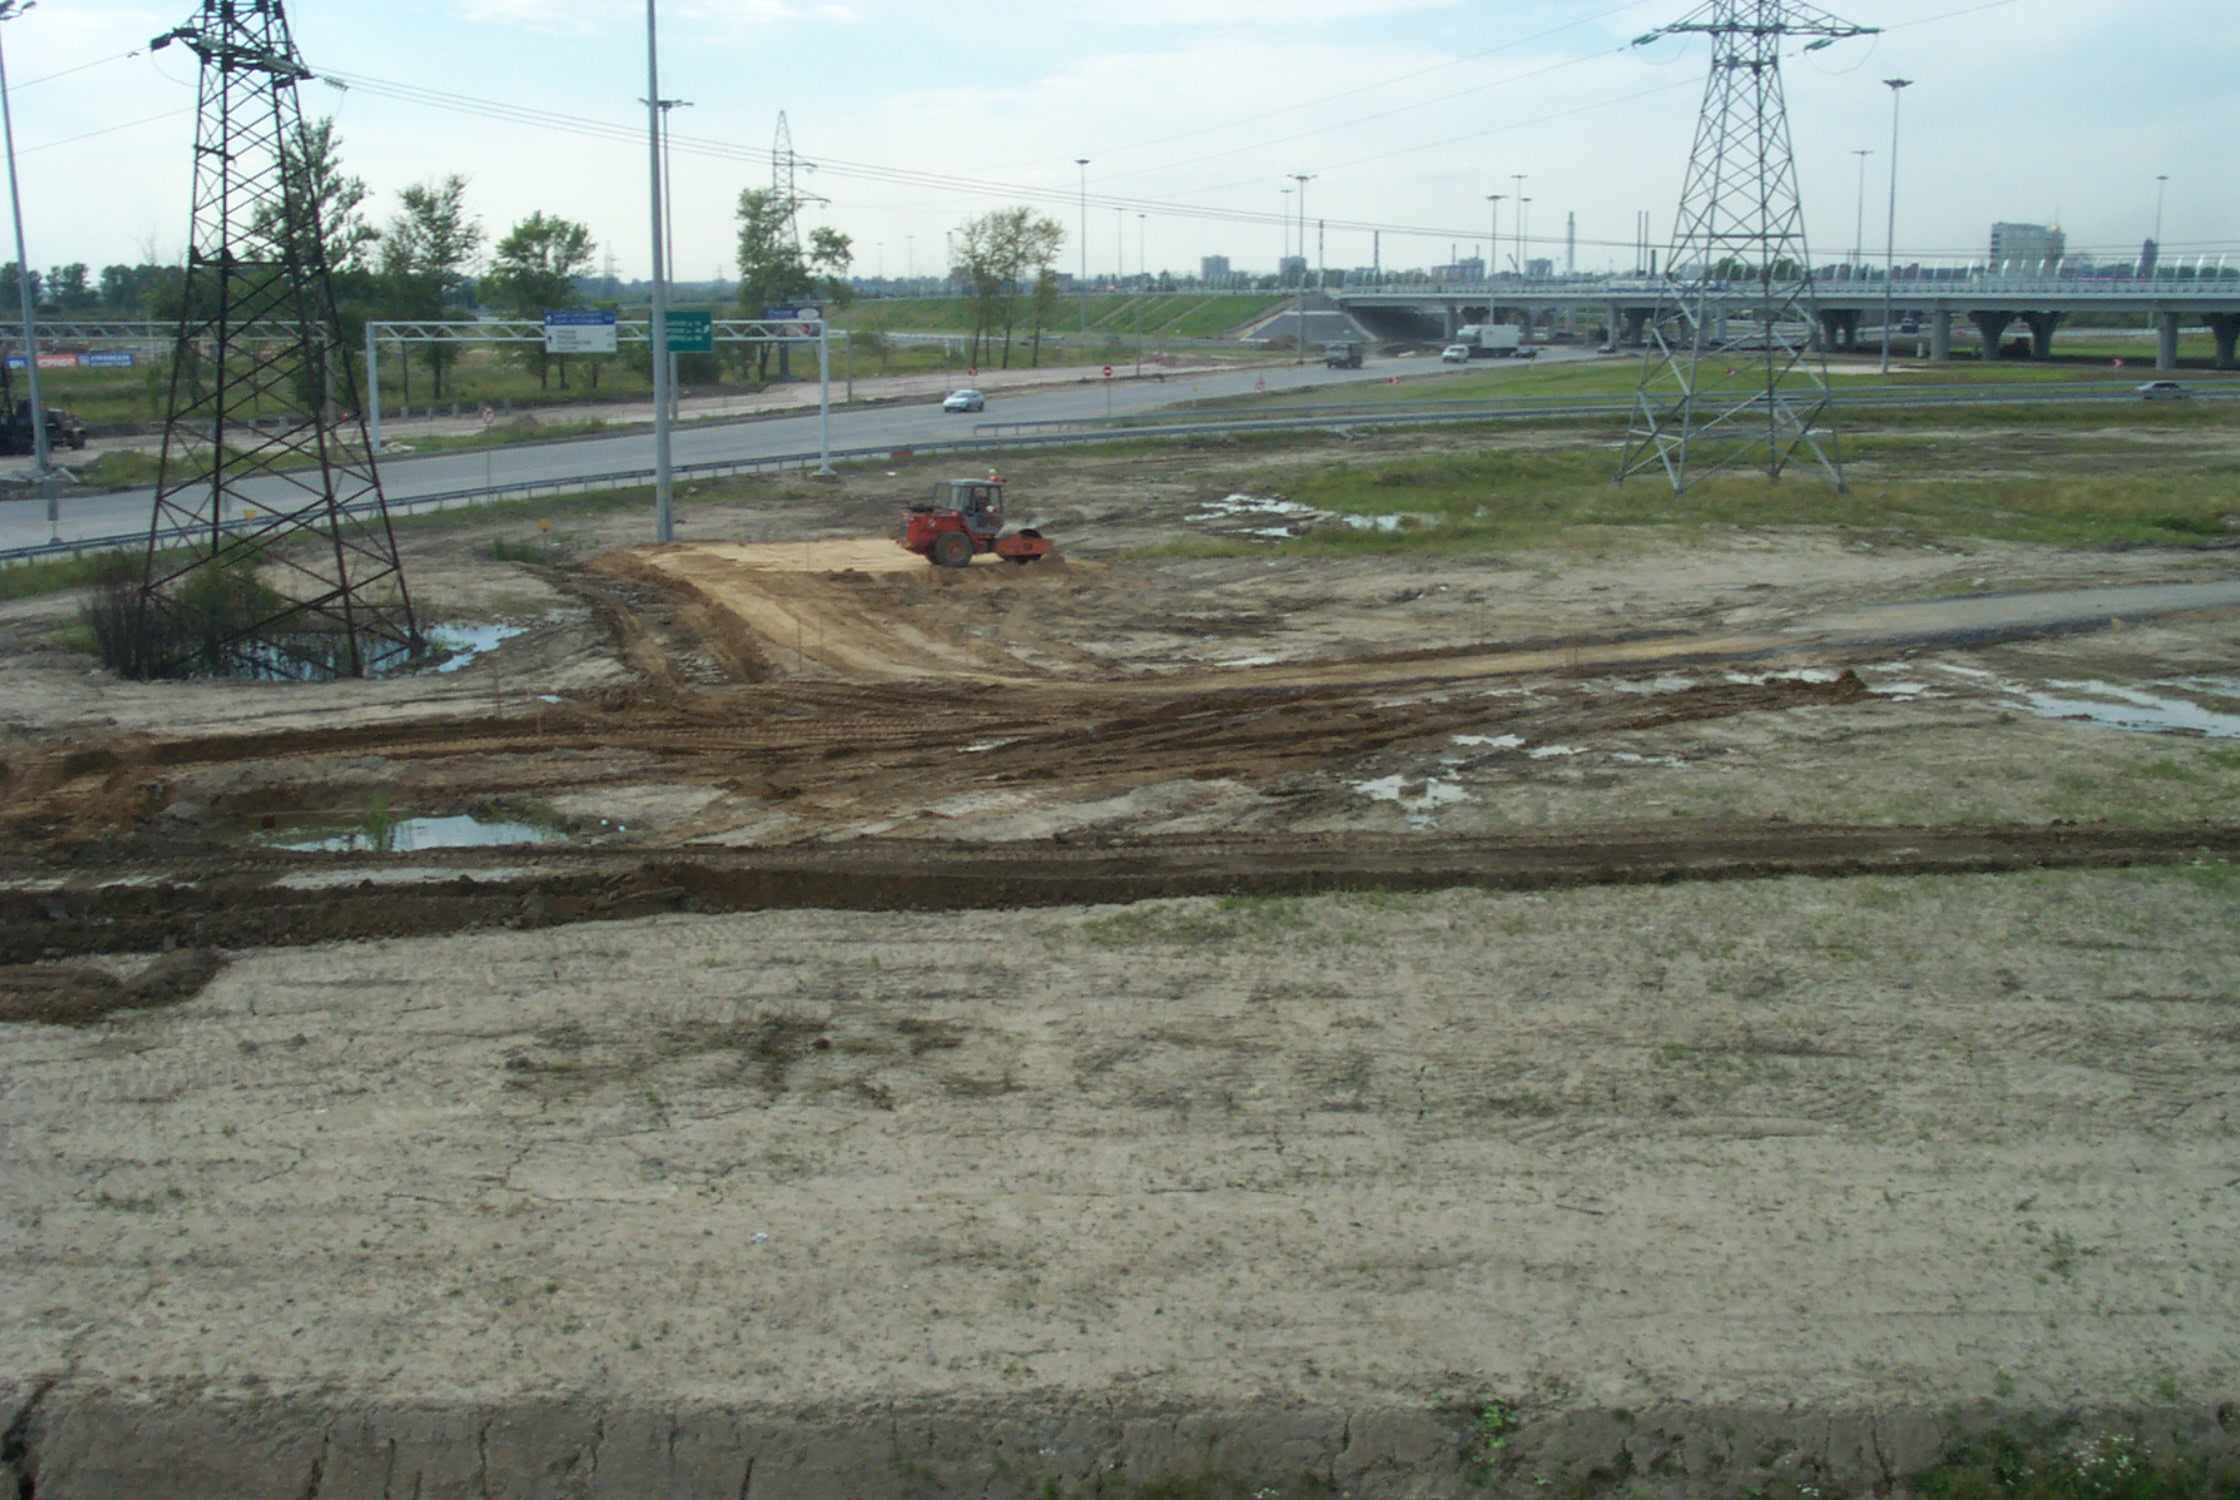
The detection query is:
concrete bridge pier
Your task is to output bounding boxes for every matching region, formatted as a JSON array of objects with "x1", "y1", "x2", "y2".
[
  {"x1": 2209, "y1": 314, "x2": 2240, "y2": 371},
  {"x1": 1931, "y1": 309, "x2": 1953, "y2": 360},
  {"x1": 1819, "y1": 309, "x2": 1860, "y2": 351},
  {"x1": 1971, "y1": 311, "x2": 2015, "y2": 362},
  {"x1": 2157, "y1": 313, "x2": 2180, "y2": 371},
  {"x1": 2025, "y1": 312, "x2": 2065, "y2": 360},
  {"x1": 1626, "y1": 308, "x2": 1652, "y2": 349},
  {"x1": 1606, "y1": 303, "x2": 1623, "y2": 348},
  {"x1": 1443, "y1": 303, "x2": 1459, "y2": 339}
]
